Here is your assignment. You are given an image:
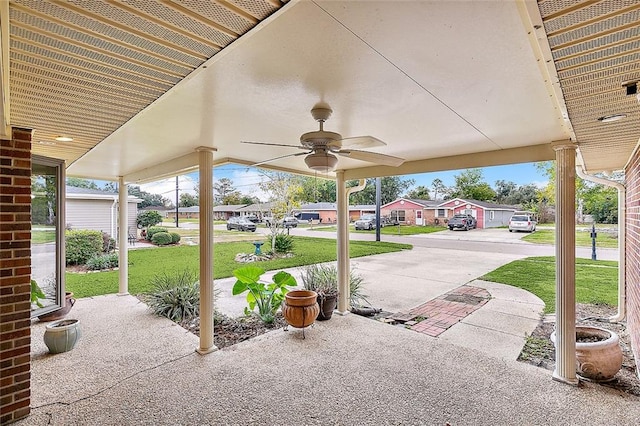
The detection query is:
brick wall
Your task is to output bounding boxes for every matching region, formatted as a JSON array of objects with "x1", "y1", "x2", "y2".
[
  {"x1": 0, "y1": 128, "x2": 32, "y2": 423},
  {"x1": 625, "y1": 148, "x2": 640, "y2": 375}
]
